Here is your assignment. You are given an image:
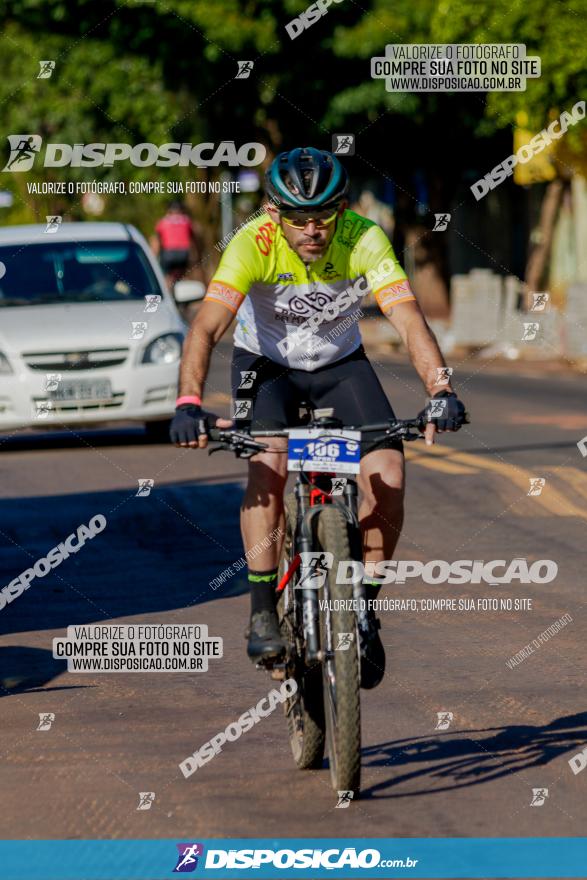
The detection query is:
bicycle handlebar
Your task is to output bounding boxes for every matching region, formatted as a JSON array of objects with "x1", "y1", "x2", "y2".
[{"x1": 207, "y1": 416, "x2": 428, "y2": 458}]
